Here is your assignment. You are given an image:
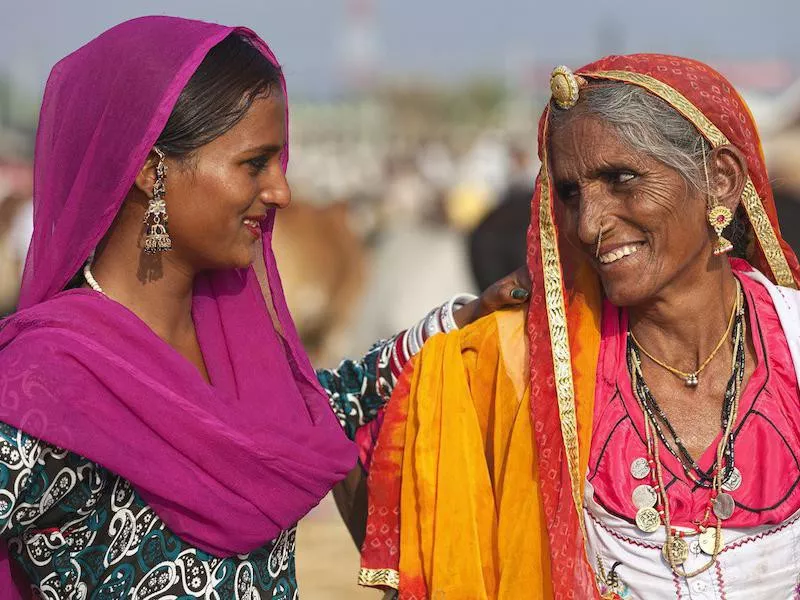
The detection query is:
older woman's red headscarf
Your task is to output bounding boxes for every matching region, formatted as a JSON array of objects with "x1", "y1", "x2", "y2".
[{"x1": 527, "y1": 54, "x2": 800, "y2": 597}]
